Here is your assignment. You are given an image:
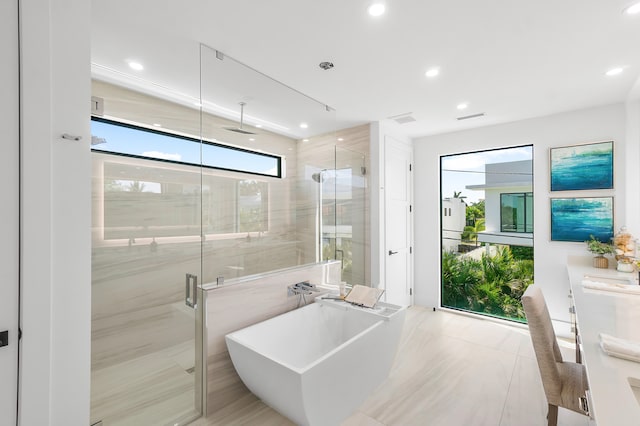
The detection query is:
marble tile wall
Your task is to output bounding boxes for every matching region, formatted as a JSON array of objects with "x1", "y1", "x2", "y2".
[
  {"x1": 202, "y1": 261, "x2": 341, "y2": 414},
  {"x1": 90, "y1": 80, "x2": 367, "y2": 423},
  {"x1": 296, "y1": 124, "x2": 371, "y2": 286}
]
